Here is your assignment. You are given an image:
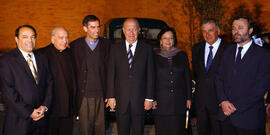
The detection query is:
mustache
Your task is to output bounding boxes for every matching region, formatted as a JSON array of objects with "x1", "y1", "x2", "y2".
[{"x1": 233, "y1": 33, "x2": 241, "y2": 37}]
